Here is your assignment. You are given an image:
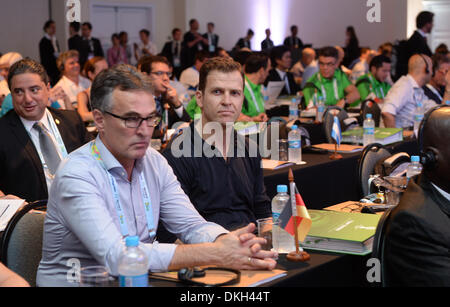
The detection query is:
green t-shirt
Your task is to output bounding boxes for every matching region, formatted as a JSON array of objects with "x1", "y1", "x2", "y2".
[
  {"x1": 303, "y1": 69, "x2": 351, "y2": 106},
  {"x1": 185, "y1": 76, "x2": 265, "y2": 119},
  {"x1": 354, "y1": 73, "x2": 391, "y2": 107}
]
